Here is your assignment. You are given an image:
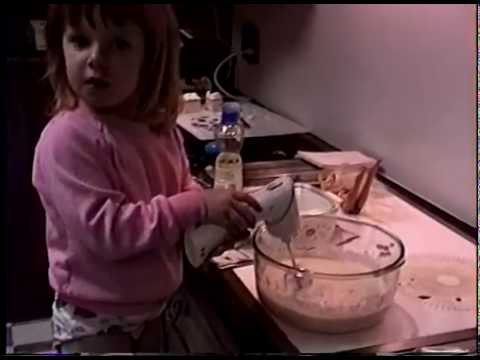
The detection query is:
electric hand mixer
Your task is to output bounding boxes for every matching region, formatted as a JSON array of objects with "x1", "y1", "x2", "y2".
[{"x1": 184, "y1": 176, "x2": 301, "y2": 269}]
